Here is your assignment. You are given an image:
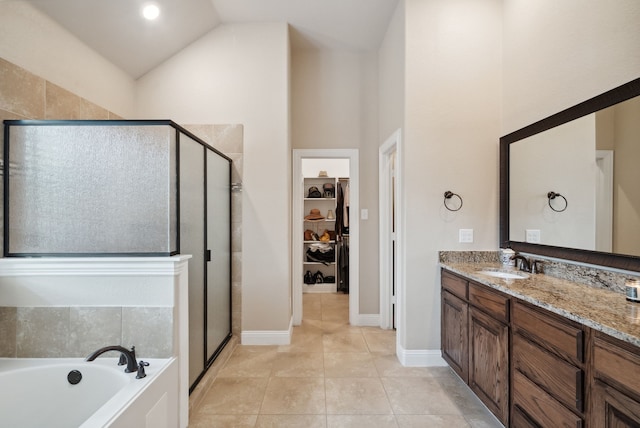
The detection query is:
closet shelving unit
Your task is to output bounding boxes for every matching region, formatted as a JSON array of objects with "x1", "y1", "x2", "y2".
[{"x1": 302, "y1": 176, "x2": 337, "y2": 293}]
